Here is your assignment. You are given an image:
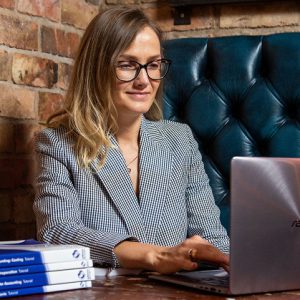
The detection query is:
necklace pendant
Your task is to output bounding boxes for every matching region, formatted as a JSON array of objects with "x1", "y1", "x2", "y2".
[{"x1": 127, "y1": 167, "x2": 131, "y2": 173}]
